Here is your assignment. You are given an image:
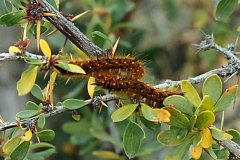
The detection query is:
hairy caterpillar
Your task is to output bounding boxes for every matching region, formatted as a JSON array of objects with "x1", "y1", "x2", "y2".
[{"x1": 56, "y1": 56, "x2": 182, "y2": 107}]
